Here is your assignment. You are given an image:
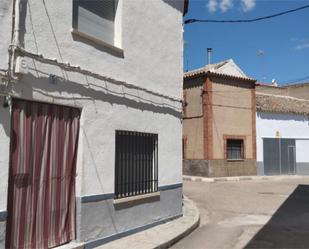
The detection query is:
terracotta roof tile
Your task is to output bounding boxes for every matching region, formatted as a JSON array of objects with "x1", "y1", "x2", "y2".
[
  {"x1": 256, "y1": 93, "x2": 309, "y2": 115},
  {"x1": 184, "y1": 59, "x2": 255, "y2": 82}
]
